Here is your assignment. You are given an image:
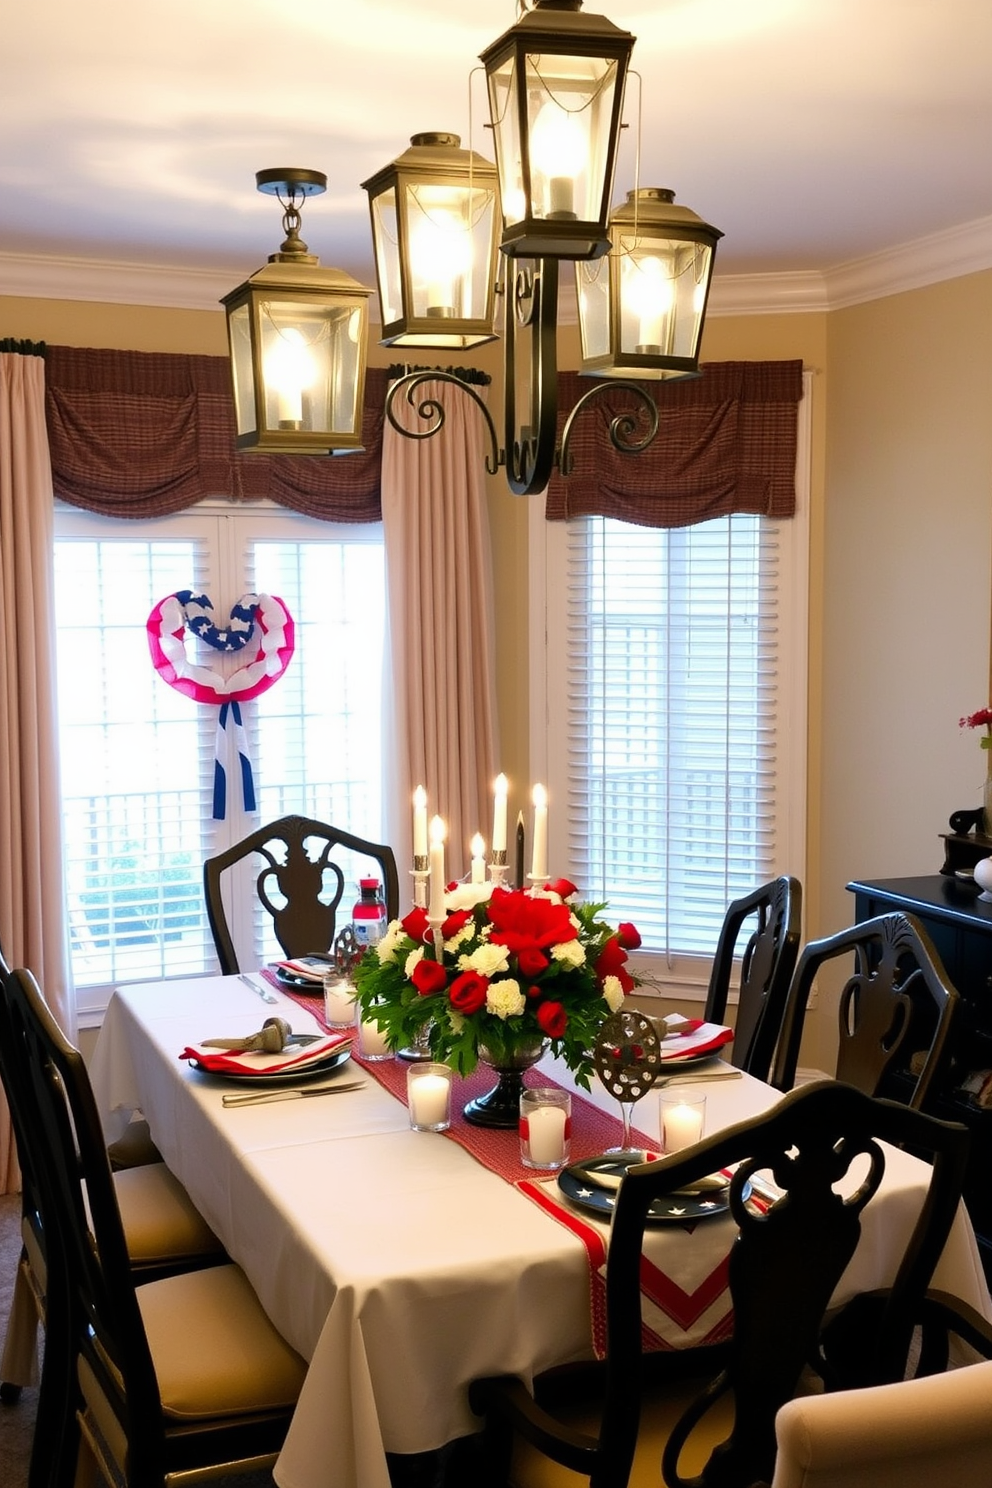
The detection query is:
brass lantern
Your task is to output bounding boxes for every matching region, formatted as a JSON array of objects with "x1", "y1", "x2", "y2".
[
  {"x1": 362, "y1": 133, "x2": 499, "y2": 349},
  {"x1": 480, "y1": 0, "x2": 634, "y2": 261},
  {"x1": 222, "y1": 170, "x2": 373, "y2": 454},
  {"x1": 576, "y1": 188, "x2": 723, "y2": 379}
]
